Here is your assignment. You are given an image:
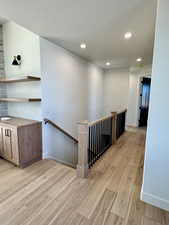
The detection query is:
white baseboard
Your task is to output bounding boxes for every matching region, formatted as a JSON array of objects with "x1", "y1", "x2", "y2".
[
  {"x1": 43, "y1": 154, "x2": 76, "y2": 169},
  {"x1": 141, "y1": 191, "x2": 169, "y2": 212}
]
